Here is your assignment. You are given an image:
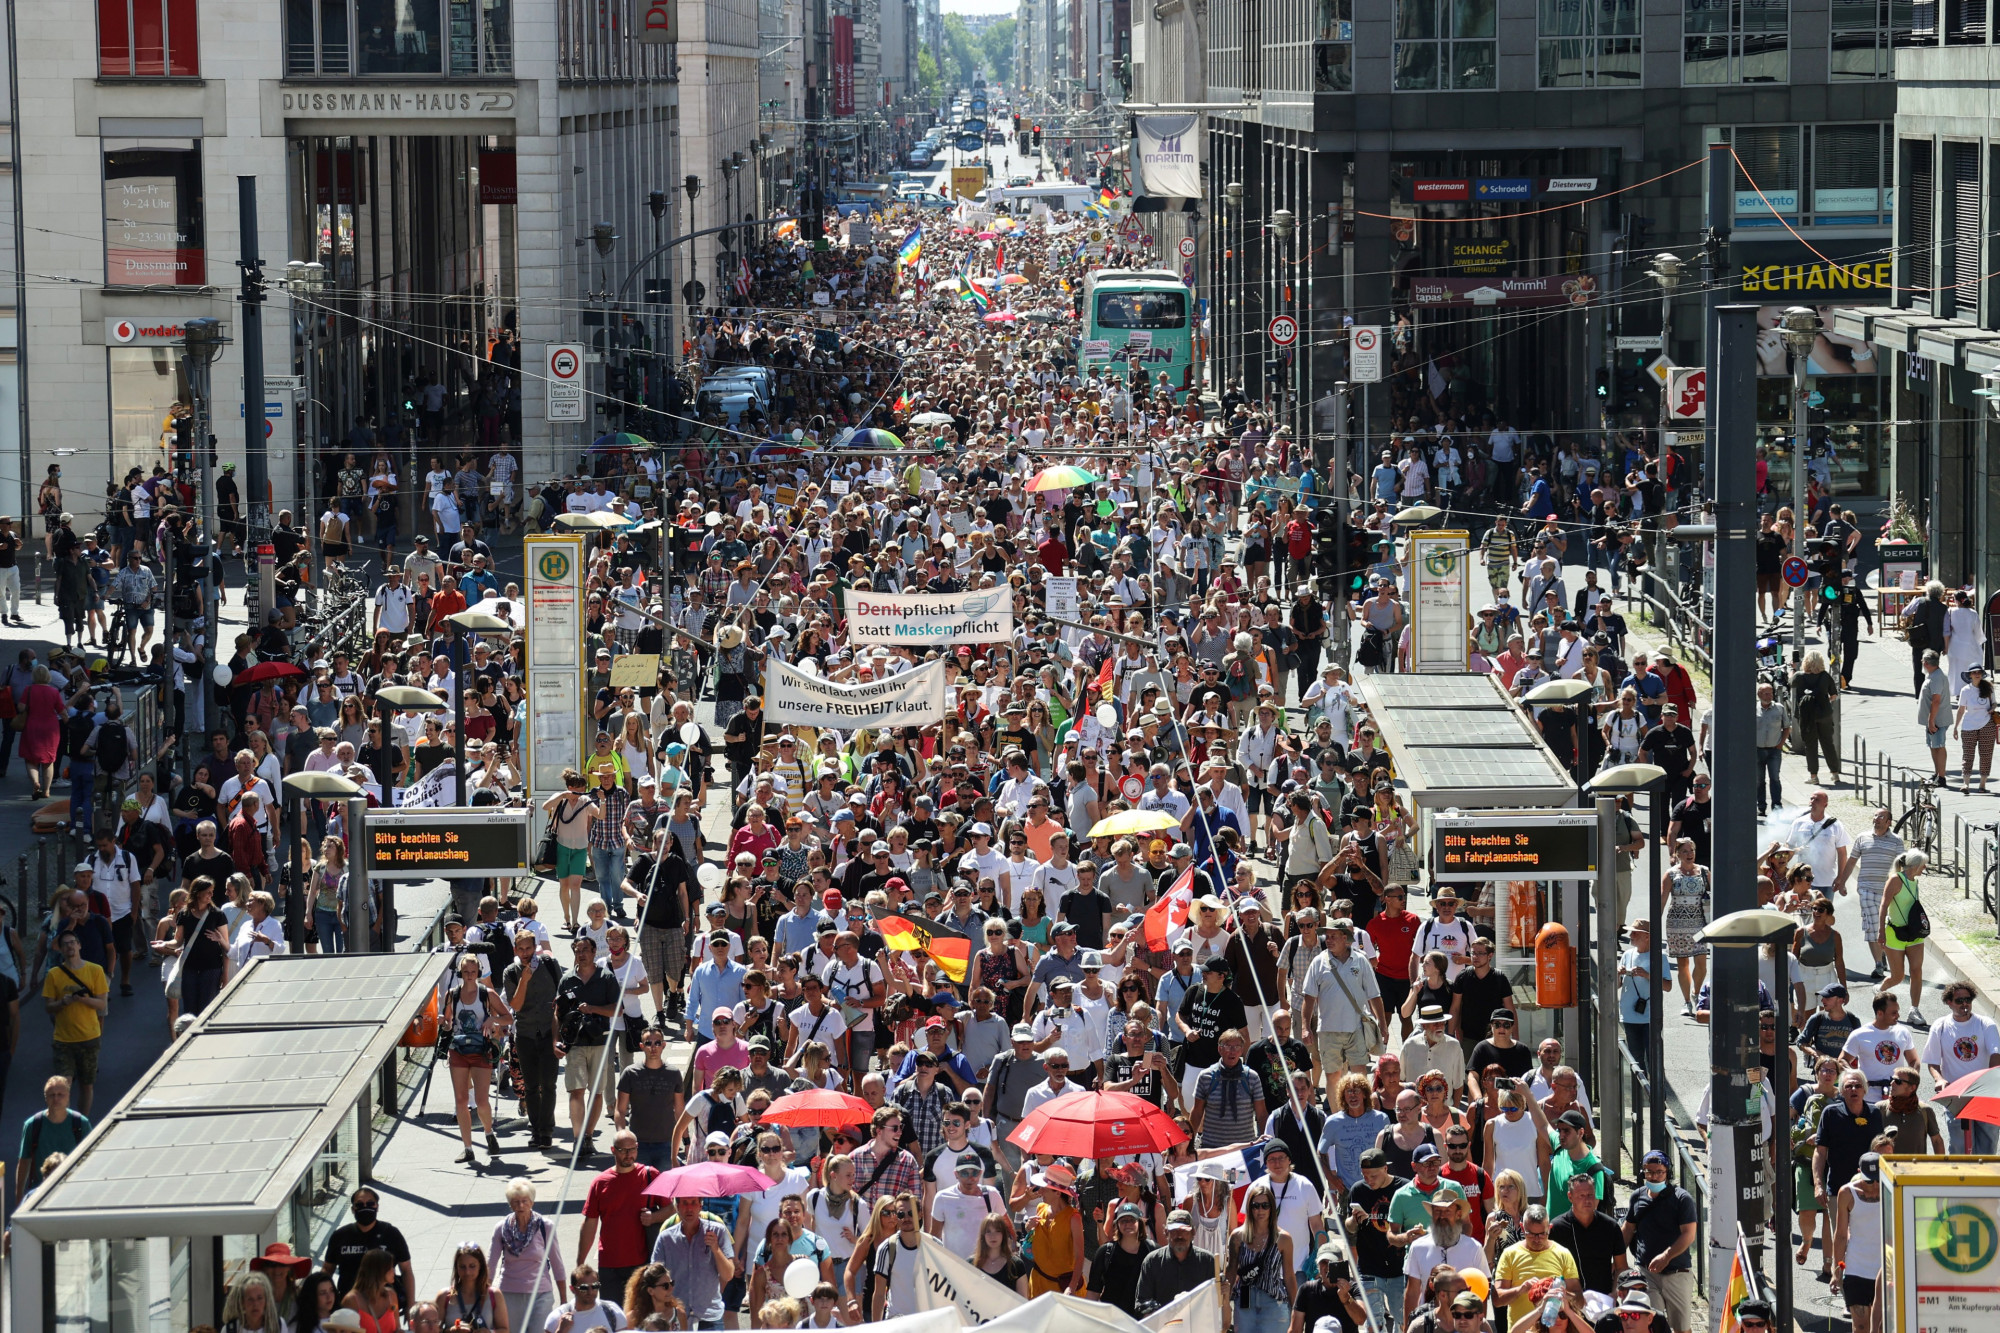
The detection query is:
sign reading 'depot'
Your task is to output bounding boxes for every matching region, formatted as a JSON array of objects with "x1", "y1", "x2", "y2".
[{"x1": 844, "y1": 589, "x2": 1014, "y2": 645}]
